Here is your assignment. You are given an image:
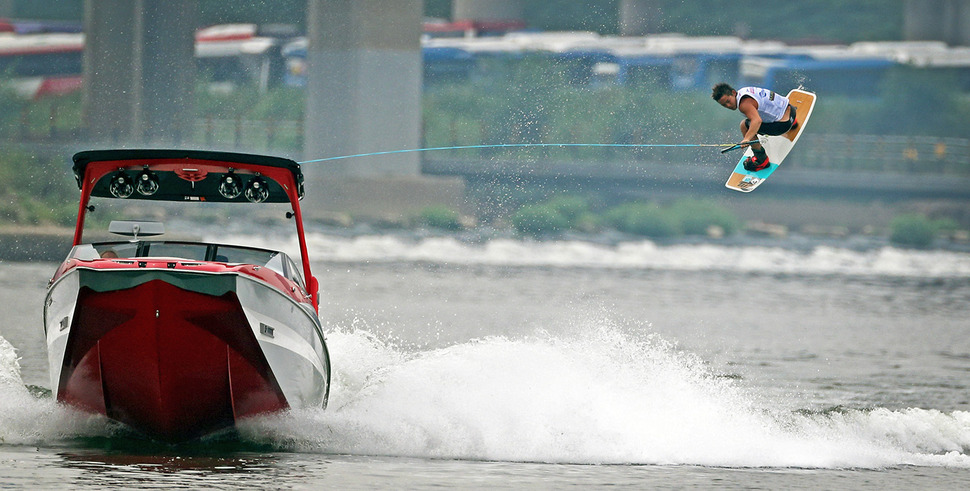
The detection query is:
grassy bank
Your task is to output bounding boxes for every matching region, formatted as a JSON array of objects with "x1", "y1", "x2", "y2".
[
  {"x1": 0, "y1": 151, "x2": 77, "y2": 228},
  {"x1": 0, "y1": 146, "x2": 965, "y2": 253},
  {"x1": 2, "y1": 195, "x2": 966, "y2": 264}
]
